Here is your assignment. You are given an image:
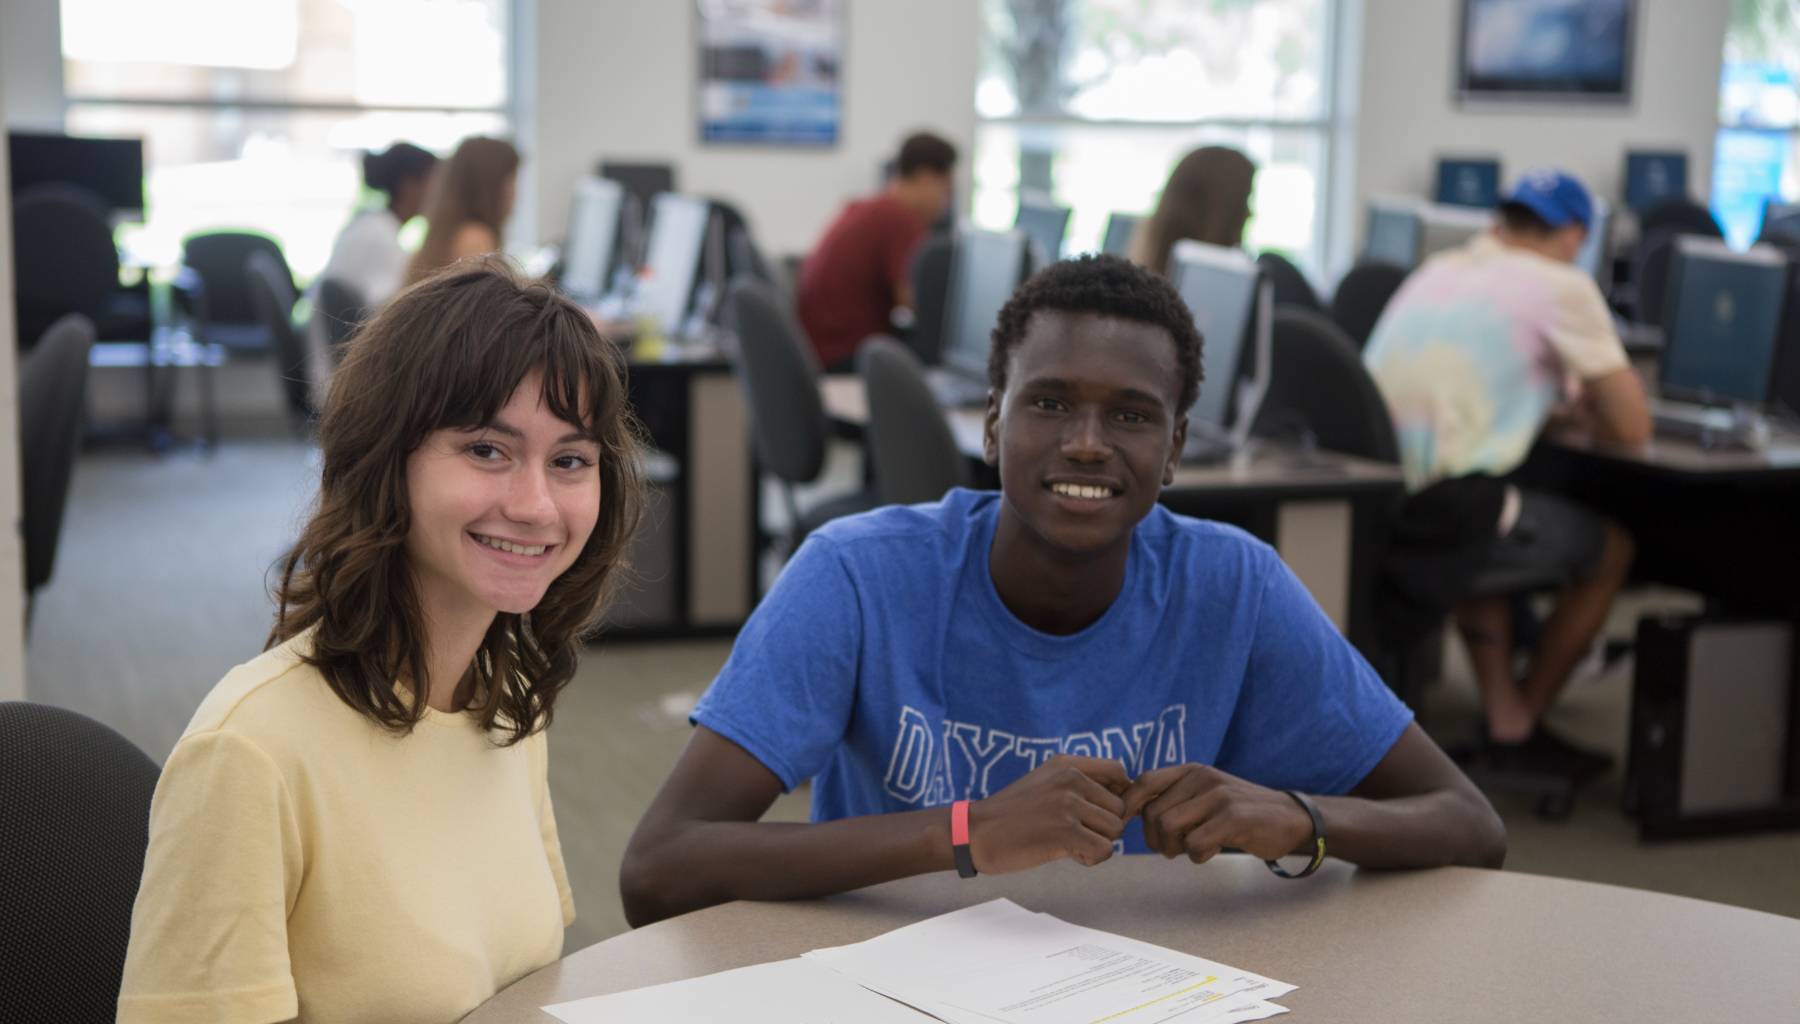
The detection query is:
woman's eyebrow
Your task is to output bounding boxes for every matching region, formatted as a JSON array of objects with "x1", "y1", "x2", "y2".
[{"x1": 469, "y1": 420, "x2": 596, "y2": 445}]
